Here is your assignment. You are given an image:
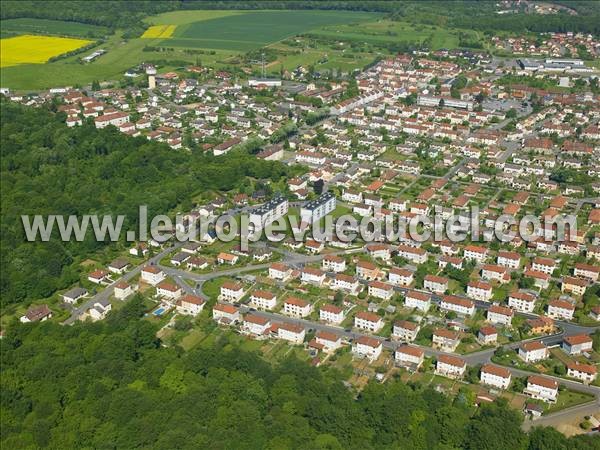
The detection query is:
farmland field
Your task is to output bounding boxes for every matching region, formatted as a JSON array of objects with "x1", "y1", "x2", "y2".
[
  {"x1": 157, "y1": 10, "x2": 382, "y2": 51},
  {"x1": 0, "y1": 18, "x2": 108, "y2": 38},
  {"x1": 141, "y1": 25, "x2": 177, "y2": 39},
  {"x1": 308, "y1": 20, "x2": 461, "y2": 50},
  {"x1": 0, "y1": 35, "x2": 93, "y2": 68}
]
